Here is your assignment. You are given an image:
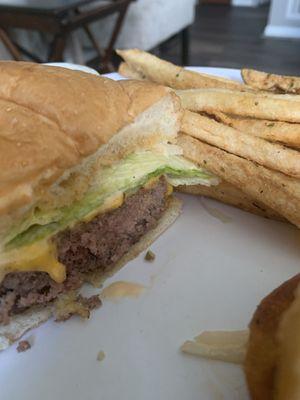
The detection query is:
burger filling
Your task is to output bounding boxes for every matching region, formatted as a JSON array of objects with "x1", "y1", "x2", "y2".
[
  {"x1": 0, "y1": 179, "x2": 168, "y2": 324},
  {"x1": 0, "y1": 150, "x2": 218, "y2": 324}
]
